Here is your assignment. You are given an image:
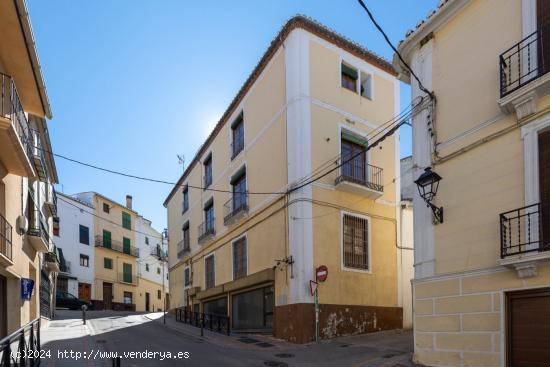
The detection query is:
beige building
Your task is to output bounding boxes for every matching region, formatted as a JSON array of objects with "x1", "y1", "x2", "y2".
[
  {"x1": 72, "y1": 192, "x2": 166, "y2": 312},
  {"x1": 396, "y1": 0, "x2": 550, "y2": 366},
  {"x1": 0, "y1": 0, "x2": 59, "y2": 338},
  {"x1": 165, "y1": 16, "x2": 411, "y2": 343}
]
